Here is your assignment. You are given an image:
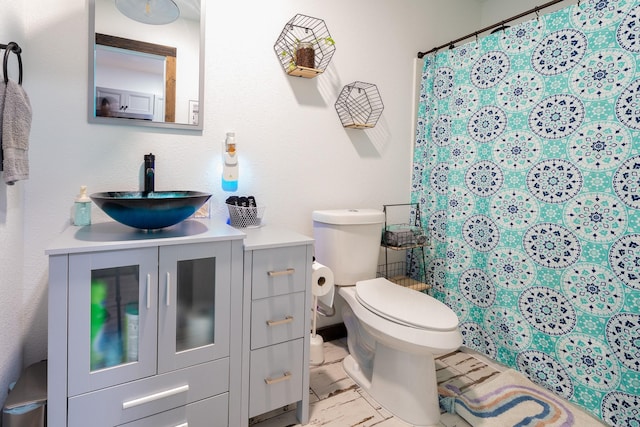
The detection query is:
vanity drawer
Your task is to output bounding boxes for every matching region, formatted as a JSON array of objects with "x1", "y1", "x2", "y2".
[
  {"x1": 251, "y1": 292, "x2": 305, "y2": 349},
  {"x1": 68, "y1": 358, "x2": 229, "y2": 427},
  {"x1": 249, "y1": 339, "x2": 304, "y2": 418},
  {"x1": 251, "y1": 247, "x2": 306, "y2": 299},
  {"x1": 118, "y1": 393, "x2": 229, "y2": 427}
]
